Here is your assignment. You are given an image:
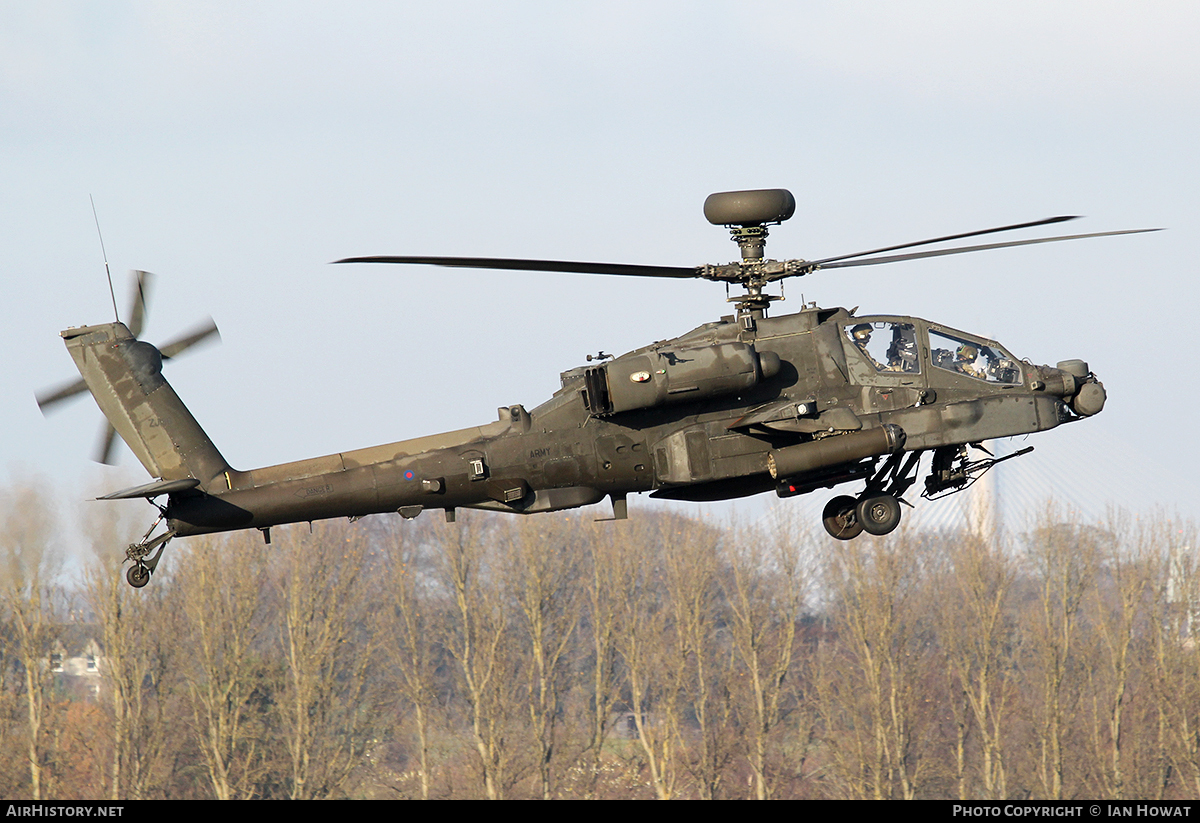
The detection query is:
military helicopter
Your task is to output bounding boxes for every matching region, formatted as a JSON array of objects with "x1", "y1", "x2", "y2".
[{"x1": 44, "y1": 189, "x2": 1154, "y2": 587}]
